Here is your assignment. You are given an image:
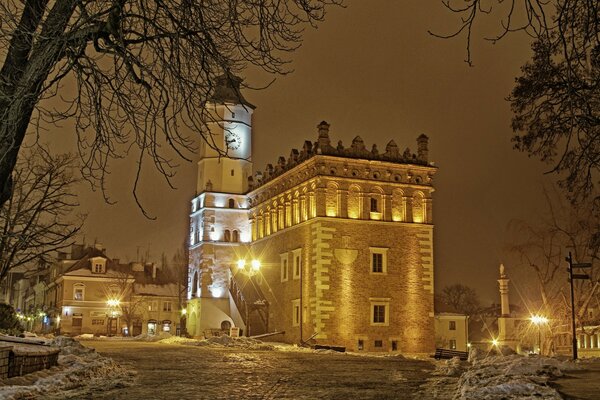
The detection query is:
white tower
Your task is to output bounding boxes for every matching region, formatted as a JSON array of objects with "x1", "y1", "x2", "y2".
[{"x1": 196, "y1": 75, "x2": 255, "y2": 195}]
